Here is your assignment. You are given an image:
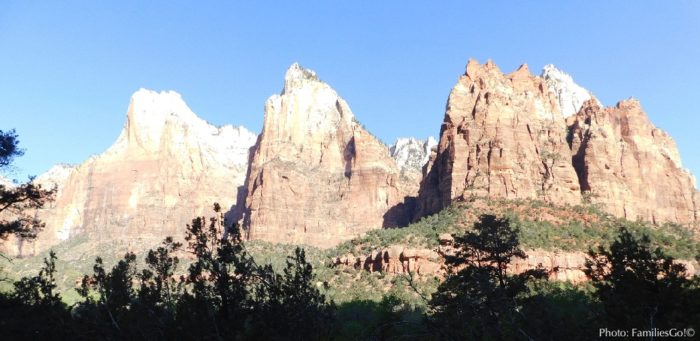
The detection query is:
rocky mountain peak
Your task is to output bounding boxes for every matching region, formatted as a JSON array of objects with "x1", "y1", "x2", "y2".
[
  {"x1": 541, "y1": 64, "x2": 598, "y2": 118},
  {"x1": 34, "y1": 164, "x2": 76, "y2": 190},
  {"x1": 282, "y1": 62, "x2": 321, "y2": 94},
  {"x1": 242, "y1": 63, "x2": 413, "y2": 248},
  {"x1": 3, "y1": 89, "x2": 257, "y2": 257},
  {"x1": 389, "y1": 136, "x2": 438, "y2": 173}
]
